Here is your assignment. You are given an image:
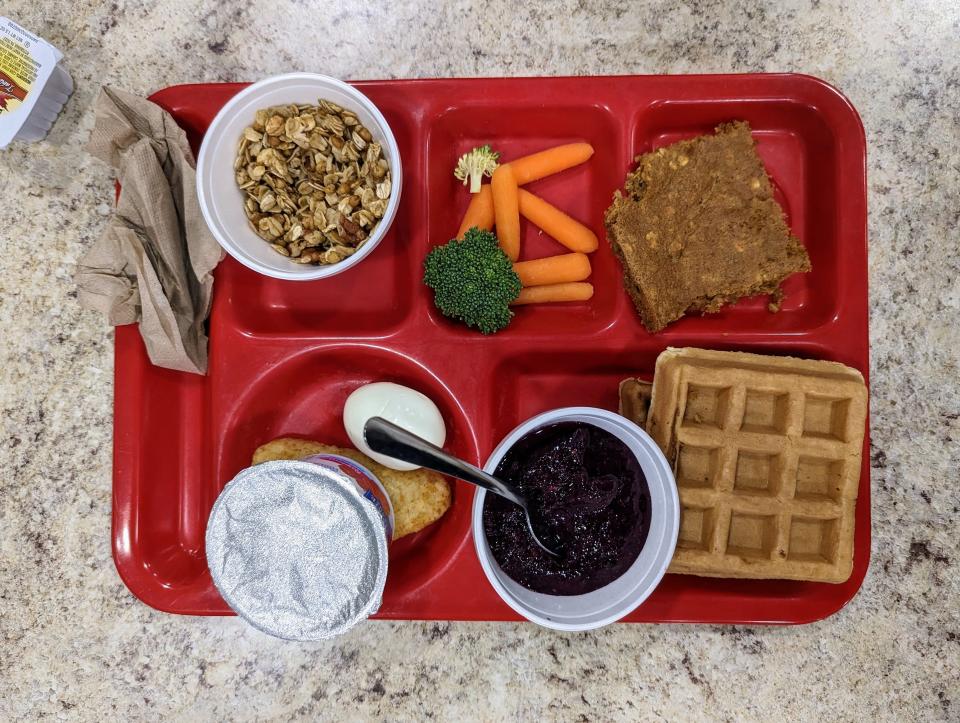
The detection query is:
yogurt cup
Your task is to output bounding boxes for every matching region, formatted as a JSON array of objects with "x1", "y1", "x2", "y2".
[
  {"x1": 0, "y1": 17, "x2": 73, "y2": 148},
  {"x1": 472, "y1": 407, "x2": 679, "y2": 631},
  {"x1": 205, "y1": 456, "x2": 392, "y2": 640}
]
